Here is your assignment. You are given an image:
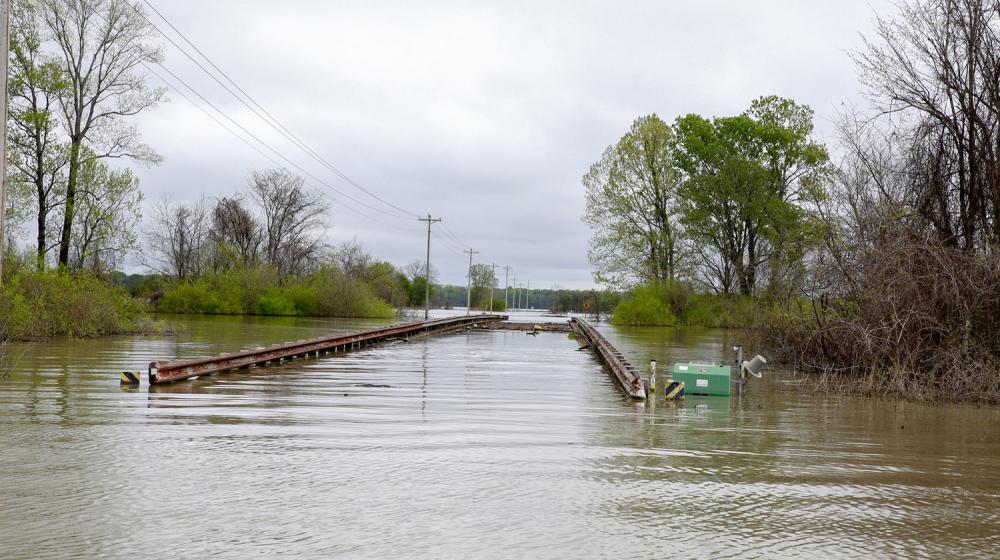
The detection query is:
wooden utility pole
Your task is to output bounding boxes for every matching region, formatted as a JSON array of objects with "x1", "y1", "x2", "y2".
[
  {"x1": 488, "y1": 262, "x2": 496, "y2": 313},
  {"x1": 503, "y1": 265, "x2": 510, "y2": 311},
  {"x1": 0, "y1": 0, "x2": 9, "y2": 286},
  {"x1": 418, "y1": 215, "x2": 441, "y2": 320},
  {"x1": 463, "y1": 248, "x2": 478, "y2": 316}
]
